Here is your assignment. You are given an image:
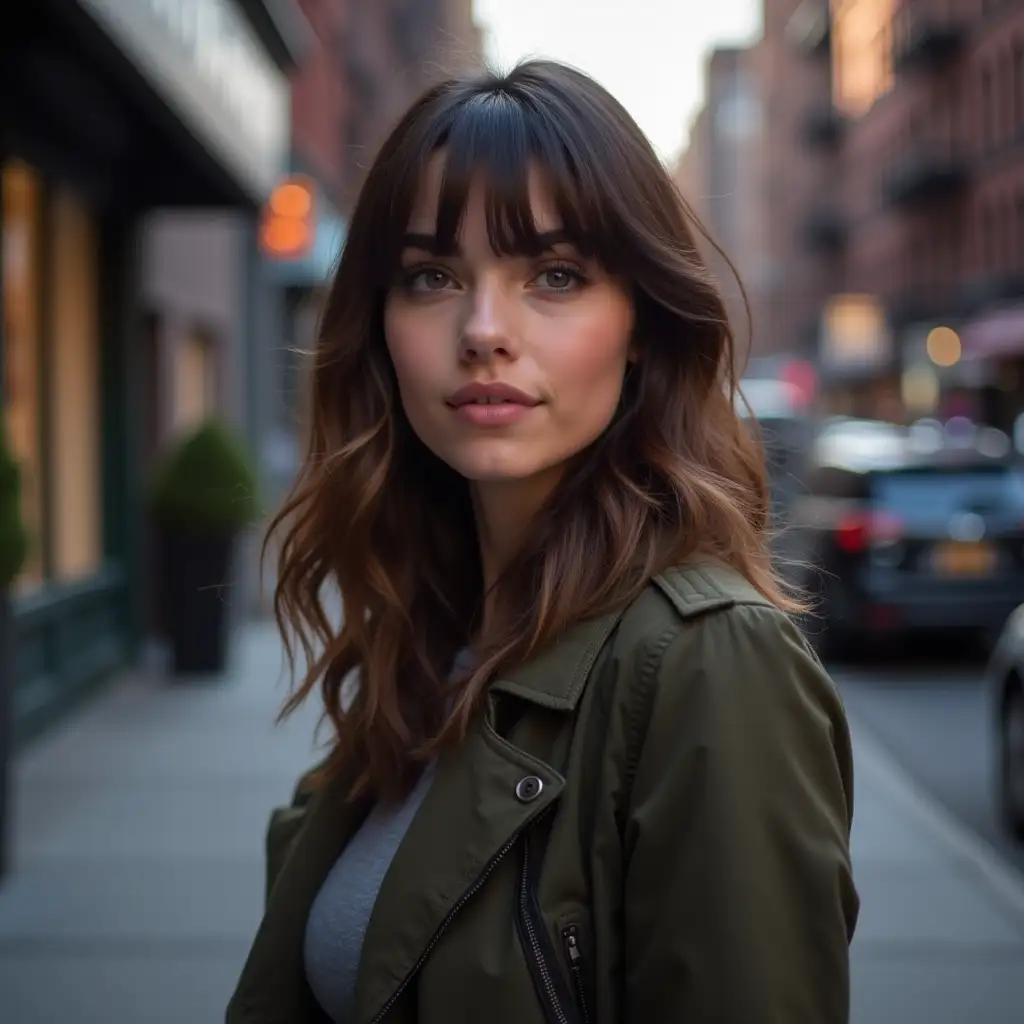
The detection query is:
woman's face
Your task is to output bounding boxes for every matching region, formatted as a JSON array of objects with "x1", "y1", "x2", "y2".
[{"x1": 384, "y1": 155, "x2": 635, "y2": 490}]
